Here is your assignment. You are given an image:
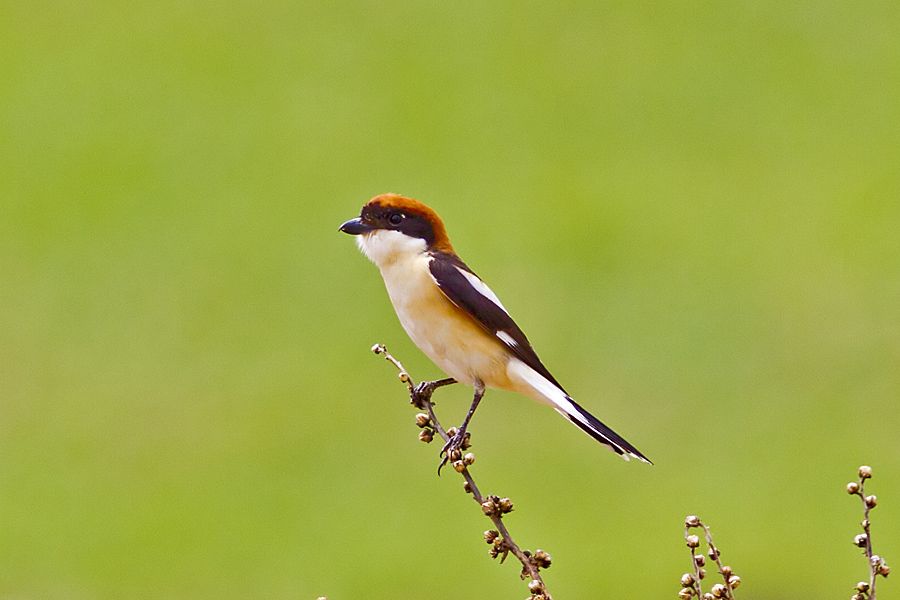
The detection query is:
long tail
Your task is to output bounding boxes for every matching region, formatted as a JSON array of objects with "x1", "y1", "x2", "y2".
[
  {"x1": 507, "y1": 360, "x2": 652, "y2": 464},
  {"x1": 559, "y1": 394, "x2": 652, "y2": 464}
]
